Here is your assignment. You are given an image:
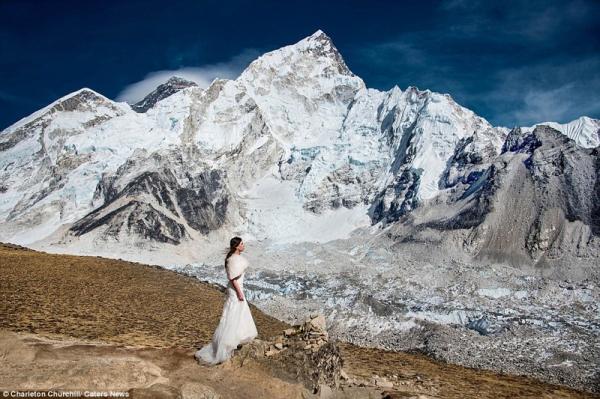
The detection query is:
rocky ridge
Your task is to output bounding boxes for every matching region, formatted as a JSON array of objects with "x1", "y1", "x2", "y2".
[{"x1": 132, "y1": 76, "x2": 198, "y2": 113}]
